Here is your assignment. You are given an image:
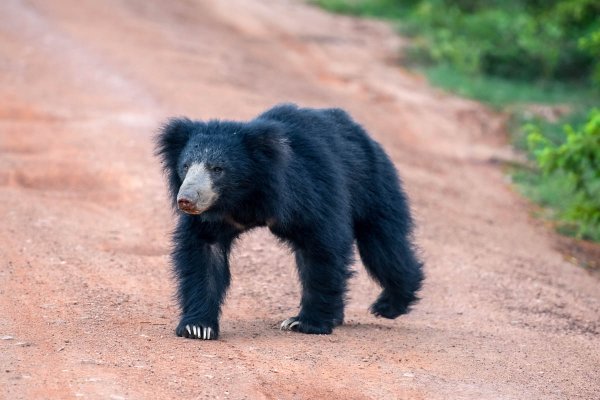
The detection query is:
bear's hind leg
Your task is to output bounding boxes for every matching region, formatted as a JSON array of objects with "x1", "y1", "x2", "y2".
[
  {"x1": 281, "y1": 240, "x2": 353, "y2": 335},
  {"x1": 355, "y1": 217, "x2": 424, "y2": 319}
]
